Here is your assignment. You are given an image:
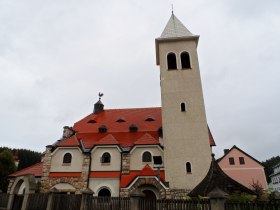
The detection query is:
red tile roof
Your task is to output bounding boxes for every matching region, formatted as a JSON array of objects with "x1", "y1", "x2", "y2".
[
  {"x1": 9, "y1": 162, "x2": 43, "y2": 177},
  {"x1": 135, "y1": 133, "x2": 158, "y2": 145},
  {"x1": 57, "y1": 136, "x2": 80, "y2": 147},
  {"x1": 58, "y1": 107, "x2": 216, "y2": 148}
]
